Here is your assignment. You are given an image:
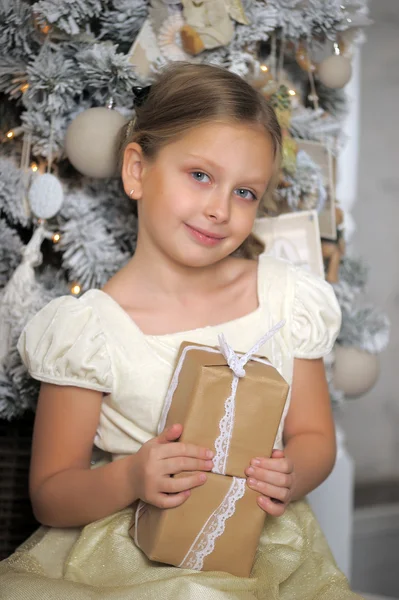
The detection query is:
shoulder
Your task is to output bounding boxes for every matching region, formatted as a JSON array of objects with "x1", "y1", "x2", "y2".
[
  {"x1": 257, "y1": 255, "x2": 342, "y2": 359},
  {"x1": 17, "y1": 292, "x2": 114, "y2": 392}
]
